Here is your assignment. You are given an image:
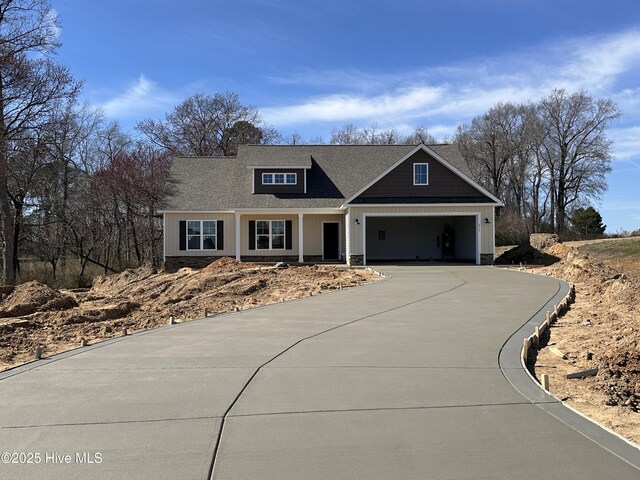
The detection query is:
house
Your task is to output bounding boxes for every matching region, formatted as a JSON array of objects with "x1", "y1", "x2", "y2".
[{"x1": 159, "y1": 143, "x2": 502, "y2": 270}]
